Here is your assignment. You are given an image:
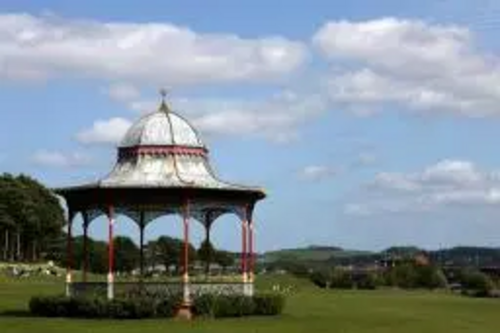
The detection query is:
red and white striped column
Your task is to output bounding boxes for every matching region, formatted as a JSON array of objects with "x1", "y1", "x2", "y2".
[
  {"x1": 182, "y1": 200, "x2": 191, "y2": 305},
  {"x1": 65, "y1": 211, "x2": 74, "y2": 297},
  {"x1": 82, "y1": 213, "x2": 89, "y2": 283},
  {"x1": 107, "y1": 206, "x2": 115, "y2": 300},
  {"x1": 241, "y1": 218, "x2": 248, "y2": 285},
  {"x1": 248, "y1": 221, "x2": 255, "y2": 284}
]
